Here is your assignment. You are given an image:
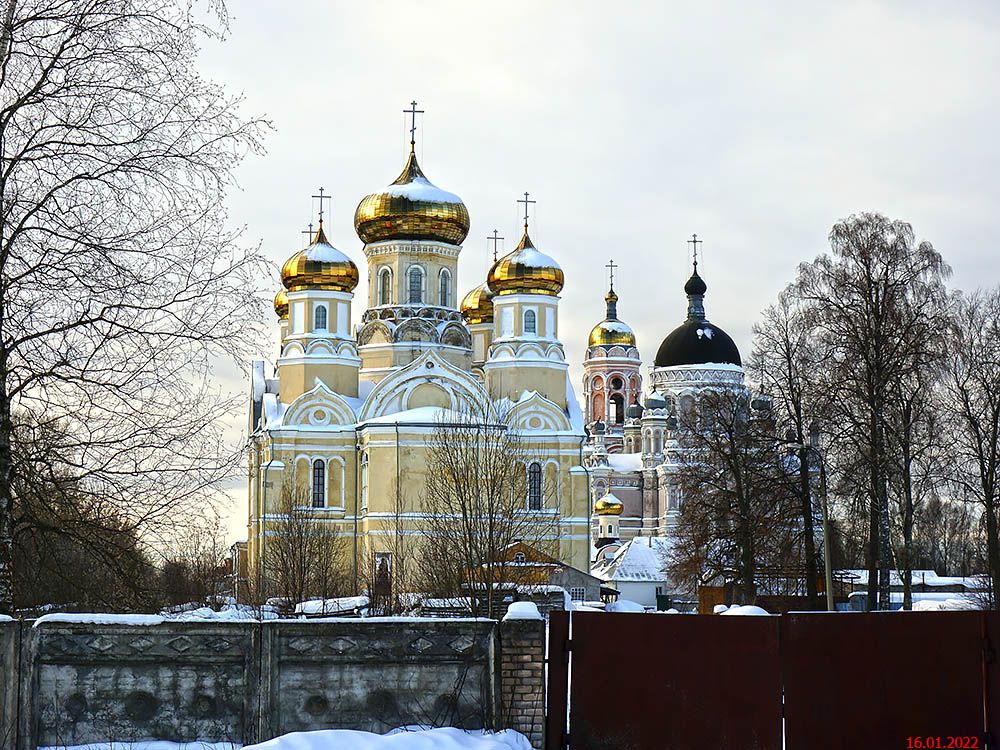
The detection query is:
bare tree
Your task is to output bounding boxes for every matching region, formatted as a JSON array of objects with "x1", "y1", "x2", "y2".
[
  {"x1": 793, "y1": 213, "x2": 950, "y2": 609},
  {"x1": 944, "y1": 288, "x2": 1000, "y2": 608},
  {"x1": 266, "y1": 477, "x2": 350, "y2": 612},
  {"x1": 421, "y1": 400, "x2": 558, "y2": 619},
  {"x1": 668, "y1": 388, "x2": 799, "y2": 605},
  {"x1": 0, "y1": 0, "x2": 268, "y2": 613},
  {"x1": 751, "y1": 291, "x2": 827, "y2": 608},
  {"x1": 158, "y1": 511, "x2": 229, "y2": 607}
]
